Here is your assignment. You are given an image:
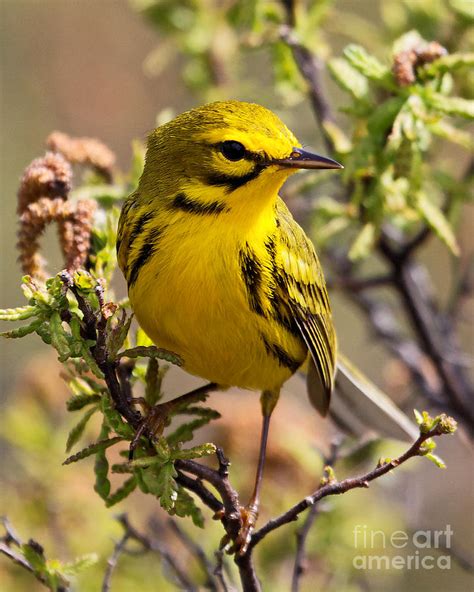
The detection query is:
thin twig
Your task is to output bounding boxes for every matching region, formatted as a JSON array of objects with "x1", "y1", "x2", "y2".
[
  {"x1": 107, "y1": 515, "x2": 196, "y2": 591},
  {"x1": 214, "y1": 549, "x2": 235, "y2": 592},
  {"x1": 247, "y1": 422, "x2": 452, "y2": 552},
  {"x1": 101, "y1": 530, "x2": 130, "y2": 592},
  {"x1": 291, "y1": 440, "x2": 341, "y2": 592},
  {"x1": 168, "y1": 519, "x2": 218, "y2": 591}
]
